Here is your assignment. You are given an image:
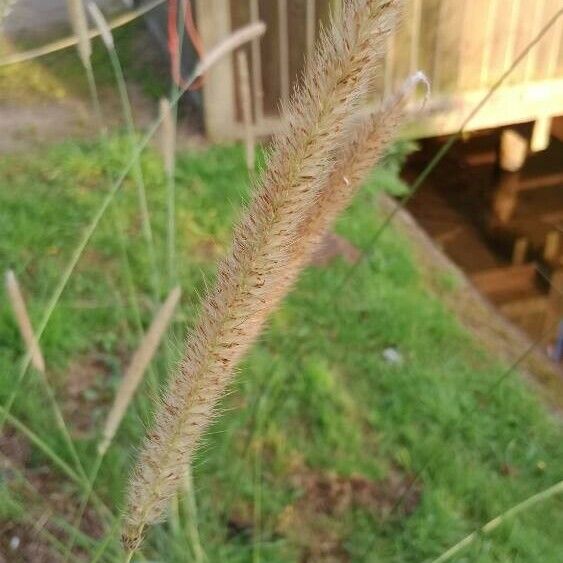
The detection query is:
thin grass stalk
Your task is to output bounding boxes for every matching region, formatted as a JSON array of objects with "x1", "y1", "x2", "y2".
[
  {"x1": 66, "y1": 0, "x2": 104, "y2": 129},
  {"x1": 182, "y1": 466, "x2": 205, "y2": 562},
  {"x1": 0, "y1": 21, "x2": 266, "y2": 439},
  {"x1": 432, "y1": 480, "x2": 563, "y2": 563},
  {"x1": 236, "y1": 49, "x2": 255, "y2": 173},
  {"x1": 159, "y1": 97, "x2": 178, "y2": 284},
  {"x1": 88, "y1": 2, "x2": 161, "y2": 299},
  {"x1": 123, "y1": 1, "x2": 402, "y2": 551},
  {"x1": 5, "y1": 270, "x2": 45, "y2": 375},
  {"x1": 99, "y1": 287, "x2": 181, "y2": 456},
  {"x1": 159, "y1": 98, "x2": 176, "y2": 178},
  {"x1": 252, "y1": 411, "x2": 264, "y2": 563}
]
